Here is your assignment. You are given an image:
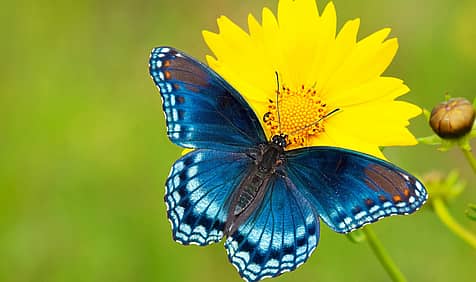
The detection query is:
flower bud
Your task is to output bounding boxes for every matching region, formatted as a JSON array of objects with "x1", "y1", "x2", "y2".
[{"x1": 429, "y1": 97, "x2": 475, "y2": 139}]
